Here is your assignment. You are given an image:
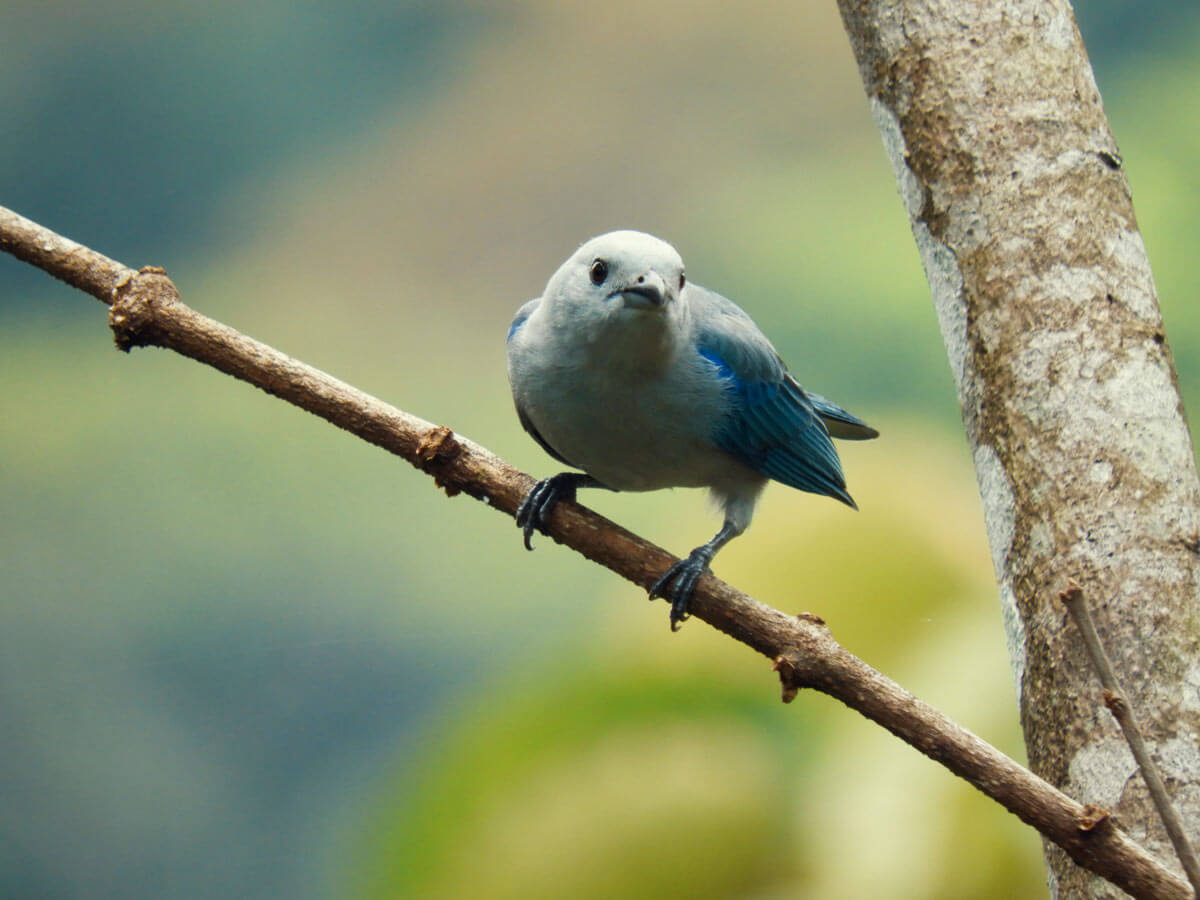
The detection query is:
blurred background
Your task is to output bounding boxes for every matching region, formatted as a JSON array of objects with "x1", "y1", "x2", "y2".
[{"x1": 2, "y1": 1, "x2": 1197, "y2": 897}]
